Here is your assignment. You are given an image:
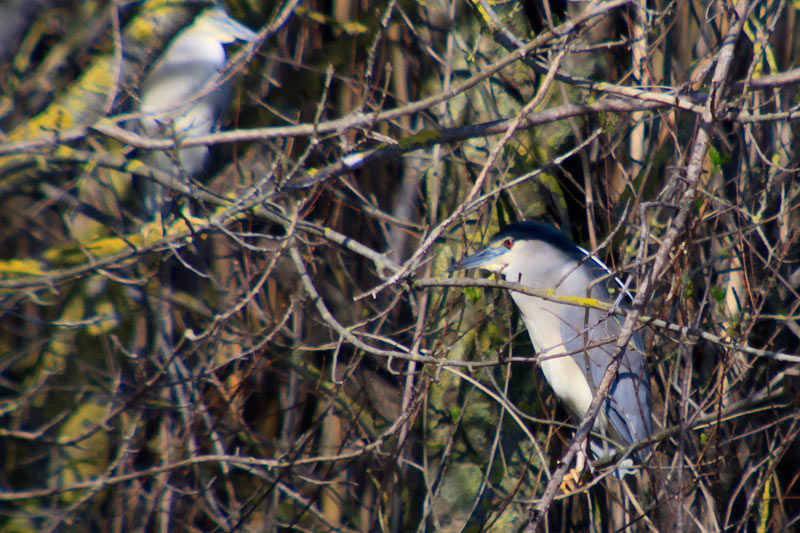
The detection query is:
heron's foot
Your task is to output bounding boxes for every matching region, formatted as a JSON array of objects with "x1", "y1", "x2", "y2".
[
  {"x1": 560, "y1": 466, "x2": 583, "y2": 492},
  {"x1": 559, "y1": 448, "x2": 592, "y2": 492}
]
